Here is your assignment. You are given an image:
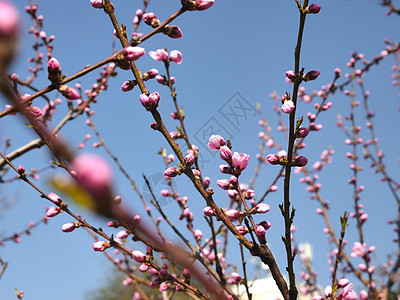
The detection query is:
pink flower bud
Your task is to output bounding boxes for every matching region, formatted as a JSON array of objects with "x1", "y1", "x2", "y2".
[
  {"x1": 232, "y1": 152, "x2": 250, "y2": 171},
  {"x1": 46, "y1": 206, "x2": 60, "y2": 218},
  {"x1": 296, "y1": 127, "x2": 309, "y2": 138},
  {"x1": 143, "y1": 68, "x2": 158, "y2": 80},
  {"x1": 156, "y1": 75, "x2": 167, "y2": 84},
  {"x1": 267, "y1": 154, "x2": 280, "y2": 165},
  {"x1": 305, "y1": 4, "x2": 321, "y2": 14},
  {"x1": 143, "y1": 12, "x2": 157, "y2": 26},
  {"x1": 169, "y1": 50, "x2": 183, "y2": 64},
  {"x1": 203, "y1": 206, "x2": 214, "y2": 217},
  {"x1": 132, "y1": 250, "x2": 146, "y2": 262},
  {"x1": 0, "y1": 1, "x2": 20, "y2": 38},
  {"x1": 114, "y1": 195, "x2": 122, "y2": 204},
  {"x1": 116, "y1": 230, "x2": 129, "y2": 239},
  {"x1": 254, "y1": 203, "x2": 271, "y2": 214},
  {"x1": 203, "y1": 177, "x2": 211, "y2": 188},
  {"x1": 338, "y1": 278, "x2": 349, "y2": 288},
  {"x1": 59, "y1": 85, "x2": 80, "y2": 100},
  {"x1": 47, "y1": 57, "x2": 62, "y2": 79},
  {"x1": 163, "y1": 167, "x2": 180, "y2": 179},
  {"x1": 61, "y1": 222, "x2": 76, "y2": 233},
  {"x1": 282, "y1": 100, "x2": 295, "y2": 114},
  {"x1": 220, "y1": 146, "x2": 232, "y2": 163},
  {"x1": 139, "y1": 263, "x2": 149, "y2": 272},
  {"x1": 48, "y1": 192, "x2": 62, "y2": 205},
  {"x1": 121, "y1": 80, "x2": 137, "y2": 92},
  {"x1": 194, "y1": 229, "x2": 202, "y2": 240},
  {"x1": 217, "y1": 179, "x2": 230, "y2": 190},
  {"x1": 208, "y1": 135, "x2": 226, "y2": 150},
  {"x1": 195, "y1": 0, "x2": 215, "y2": 10},
  {"x1": 184, "y1": 150, "x2": 195, "y2": 166},
  {"x1": 259, "y1": 220, "x2": 271, "y2": 230},
  {"x1": 17, "y1": 165, "x2": 25, "y2": 175},
  {"x1": 92, "y1": 241, "x2": 110, "y2": 252},
  {"x1": 286, "y1": 70, "x2": 297, "y2": 82},
  {"x1": 293, "y1": 156, "x2": 308, "y2": 167},
  {"x1": 133, "y1": 214, "x2": 141, "y2": 225},
  {"x1": 230, "y1": 272, "x2": 242, "y2": 284},
  {"x1": 304, "y1": 70, "x2": 320, "y2": 82},
  {"x1": 149, "y1": 49, "x2": 168, "y2": 61},
  {"x1": 90, "y1": 0, "x2": 104, "y2": 9},
  {"x1": 225, "y1": 209, "x2": 240, "y2": 221},
  {"x1": 139, "y1": 92, "x2": 160, "y2": 110},
  {"x1": 166, "y1": 25, "x2": 183, "y2": 39},
  {"x1": 150, "y1": 276, "x2": 162, "y2": 287},
  {"x1": 124, "y1": 46, "x2": 145, "y2": 62}
]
